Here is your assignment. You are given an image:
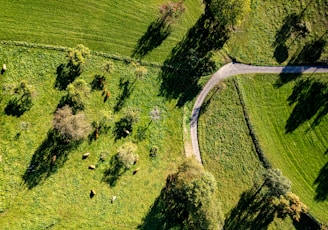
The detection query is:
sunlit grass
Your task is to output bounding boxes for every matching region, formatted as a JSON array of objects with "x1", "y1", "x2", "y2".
[{"x1": 0, "y1": 45, "x2": 184, "y2": 229}]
